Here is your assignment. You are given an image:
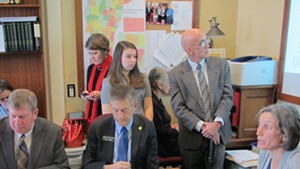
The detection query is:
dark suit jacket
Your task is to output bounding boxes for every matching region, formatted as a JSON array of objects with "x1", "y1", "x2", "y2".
[
  {"x1": 0, "y1": 117, "x2": 70, "y2": 169},
  {"x1": 169, "y1": 57, "x2": 233, "y2": 149},
  {"x1": 82, "y1": 114, "x2": 159, "y2": 169}
]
